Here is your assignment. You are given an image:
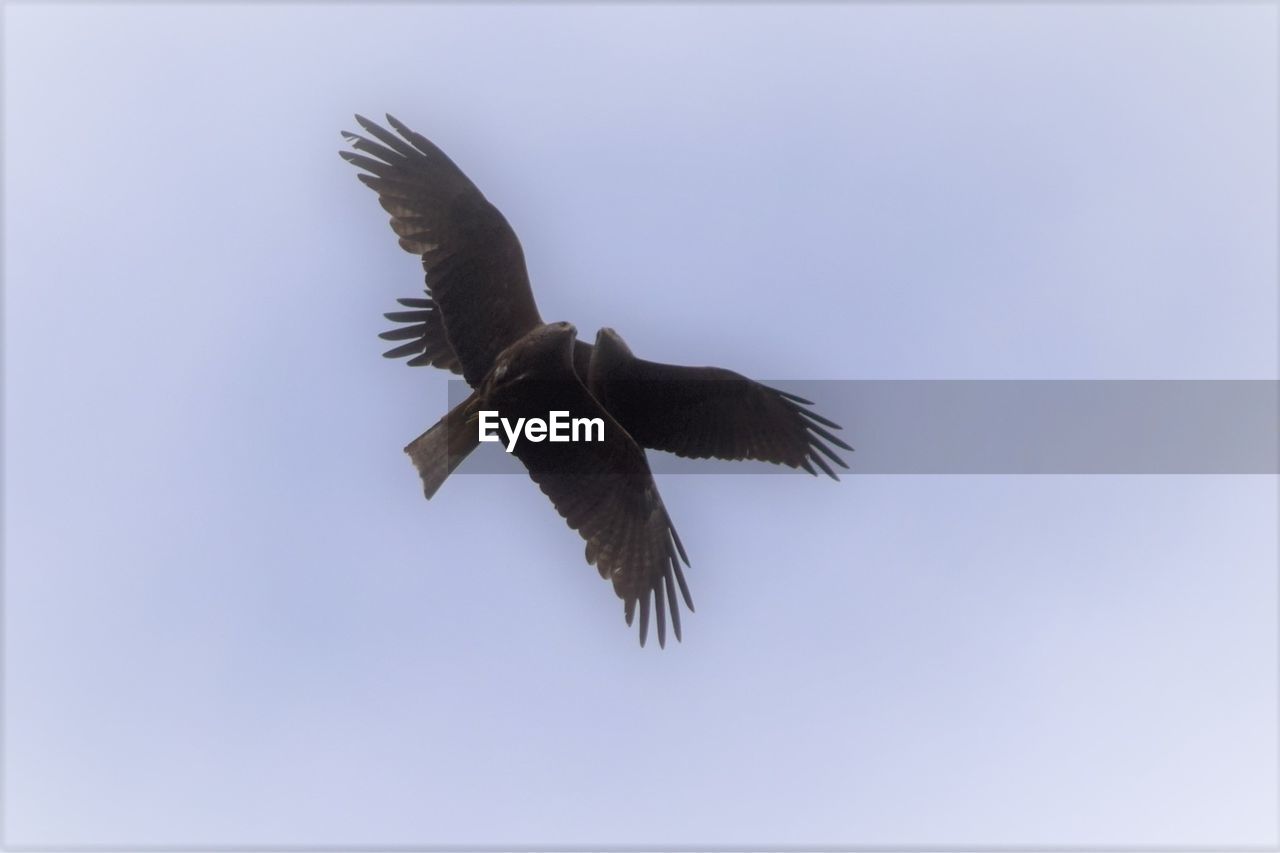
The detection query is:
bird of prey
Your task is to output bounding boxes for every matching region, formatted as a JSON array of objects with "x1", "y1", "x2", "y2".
[{"x1": 341, "y1": 114, "x2": 849, "y2": 646}]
